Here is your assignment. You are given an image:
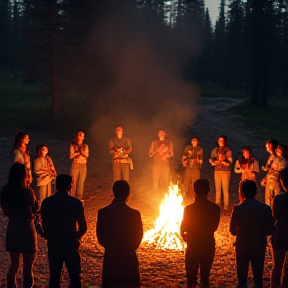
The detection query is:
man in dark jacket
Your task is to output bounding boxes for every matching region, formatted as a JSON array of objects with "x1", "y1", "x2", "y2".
[
  {"x1": 181, "y1": 179, "x2": 220, "y2": 288},
  {"x1": 41, "y1": 174, "x2": 87, "y2": 288},
  {"x1": 96, "y1": 180, "x2": 143, "y2": 288},
  {"x1": 230, "y1": 180, "x2": 274, "y2": 288}
]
